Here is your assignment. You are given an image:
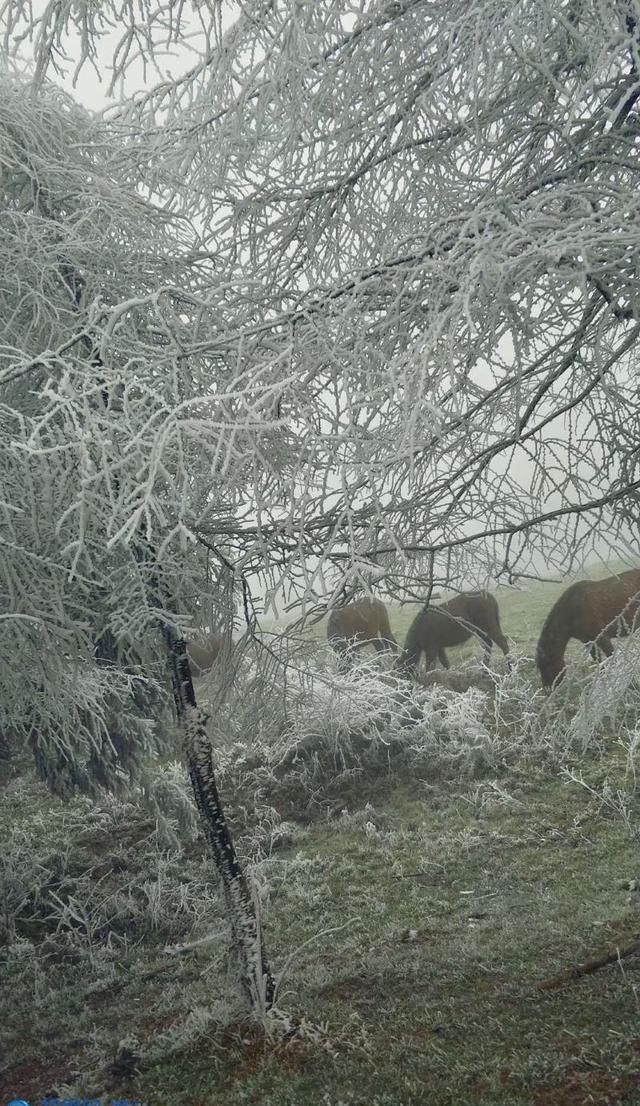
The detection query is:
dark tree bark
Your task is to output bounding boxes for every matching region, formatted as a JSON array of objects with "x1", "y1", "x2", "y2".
[{"x1": 133, "y1": 539, "x2": 276, "y2": 1015}]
